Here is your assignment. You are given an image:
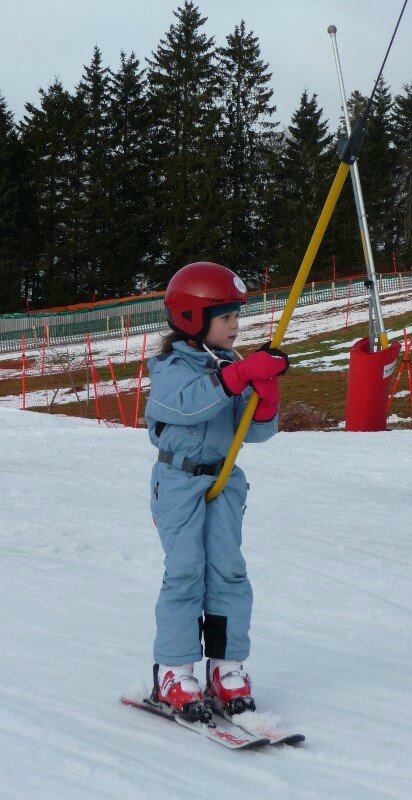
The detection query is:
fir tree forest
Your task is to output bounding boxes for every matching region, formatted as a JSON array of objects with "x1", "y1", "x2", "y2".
[{"x1": 0, "y1": 1, "x2": 411, "y2": 312}]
